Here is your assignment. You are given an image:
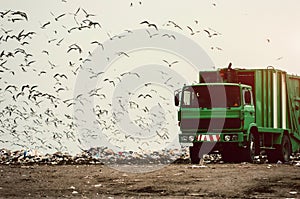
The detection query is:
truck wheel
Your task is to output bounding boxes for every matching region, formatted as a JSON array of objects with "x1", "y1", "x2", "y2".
[
  {"x1": 267, "y1": 135, "x2": 291, "y2": 163},
  {"x1": 243, "y1": 132, "x2": 259, "y2": 163},
  {"x1": 189, "y1": 143, "x2": 201, "y2": 164}
]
